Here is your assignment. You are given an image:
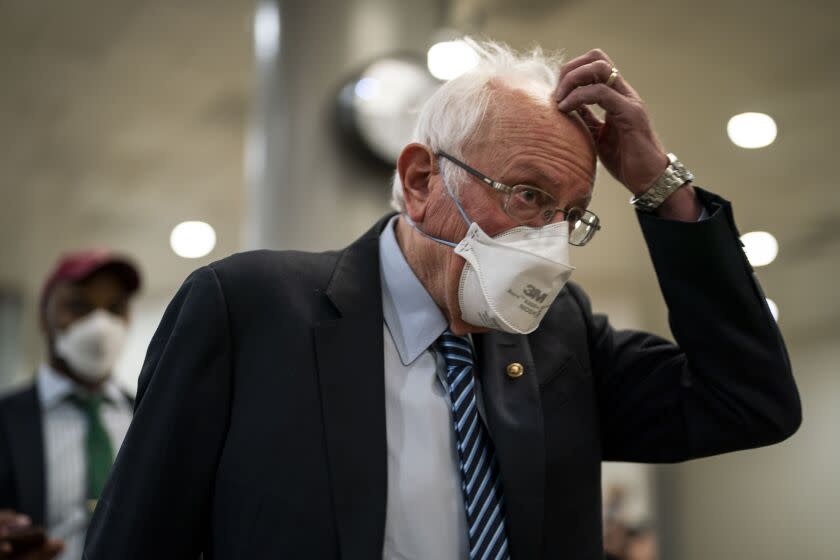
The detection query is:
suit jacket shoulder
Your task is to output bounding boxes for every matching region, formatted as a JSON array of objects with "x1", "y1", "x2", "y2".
[
  {"x1": 204, "y1": 215, "x2": 394, "y2": 328},
  {"x1": 0, "y1": 382, "x2": 38, "y2": 408},
  {"x1": 209, "y1": 249, "x2": 341, "y2": 292}
]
